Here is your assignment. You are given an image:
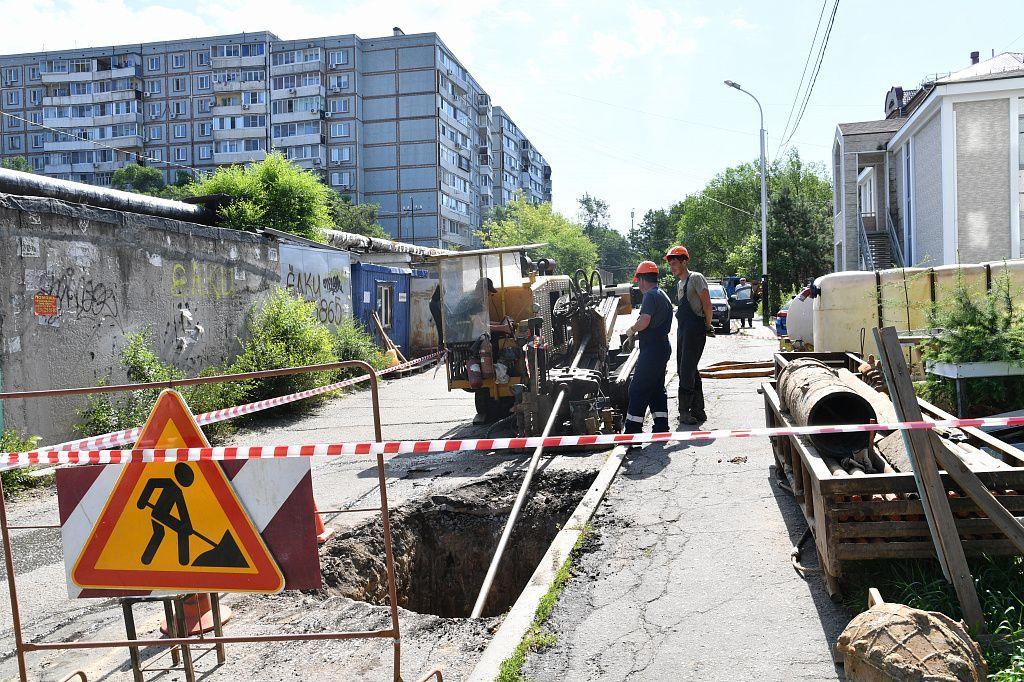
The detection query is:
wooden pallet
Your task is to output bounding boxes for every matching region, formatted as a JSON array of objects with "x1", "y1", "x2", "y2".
[{"x1": 763, "y1": 352, "x2": 1024, "y2": 597}]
